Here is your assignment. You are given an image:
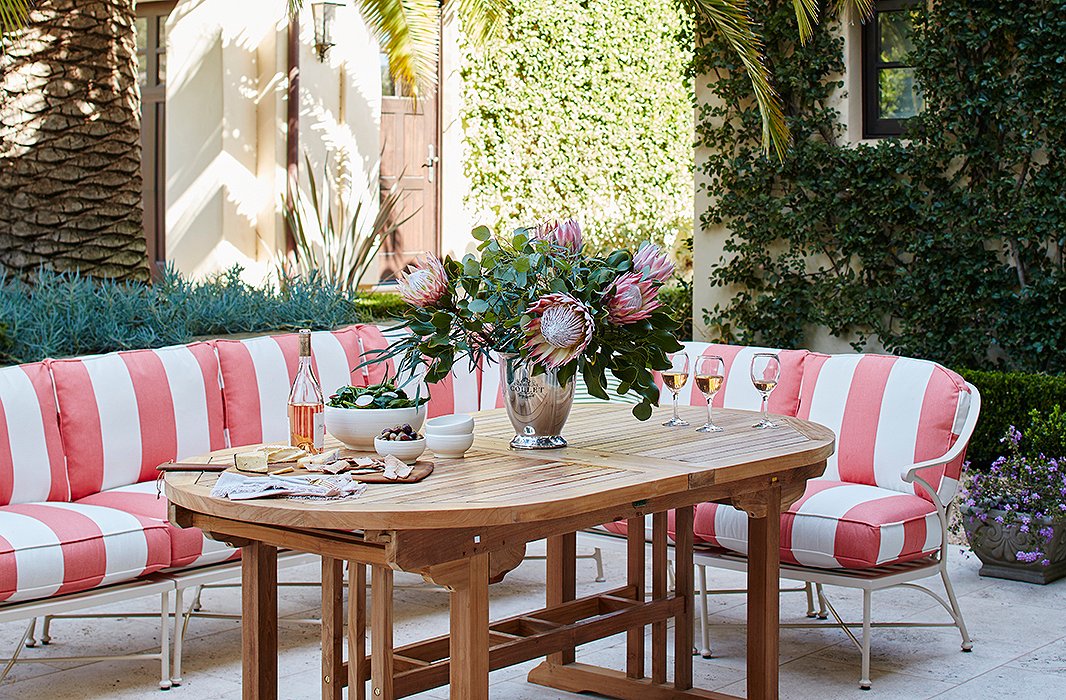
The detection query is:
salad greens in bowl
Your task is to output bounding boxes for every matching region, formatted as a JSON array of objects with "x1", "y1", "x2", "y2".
[
  {"x1": 327, "y1": 383, "x2": 429, "y2": 410},
  {"x1": 324, "y1": 381, "x2": 428, "y2": 449}
]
